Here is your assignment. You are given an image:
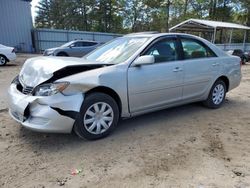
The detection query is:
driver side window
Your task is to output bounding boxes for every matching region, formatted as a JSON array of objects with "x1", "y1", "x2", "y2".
[
  {"x1": 71, "y1": 42, "x2": 82, "y2": 47},
  {"x1": 144, "y1": 39, "x2": 178, "y2": 63}
]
